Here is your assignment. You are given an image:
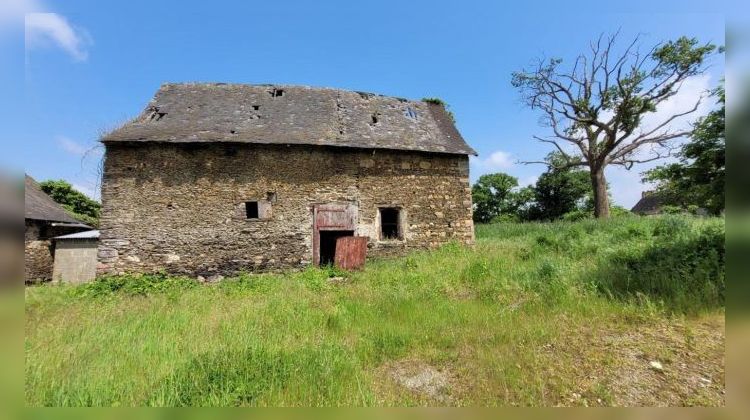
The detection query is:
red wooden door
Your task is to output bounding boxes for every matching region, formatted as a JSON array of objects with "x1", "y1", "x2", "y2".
[
  {"x1": 312, "y1": 204, "x2": 357, "y2": 266},
  {"x1": 334, "y1": 236, "x2": 367, "y2": 270}
]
